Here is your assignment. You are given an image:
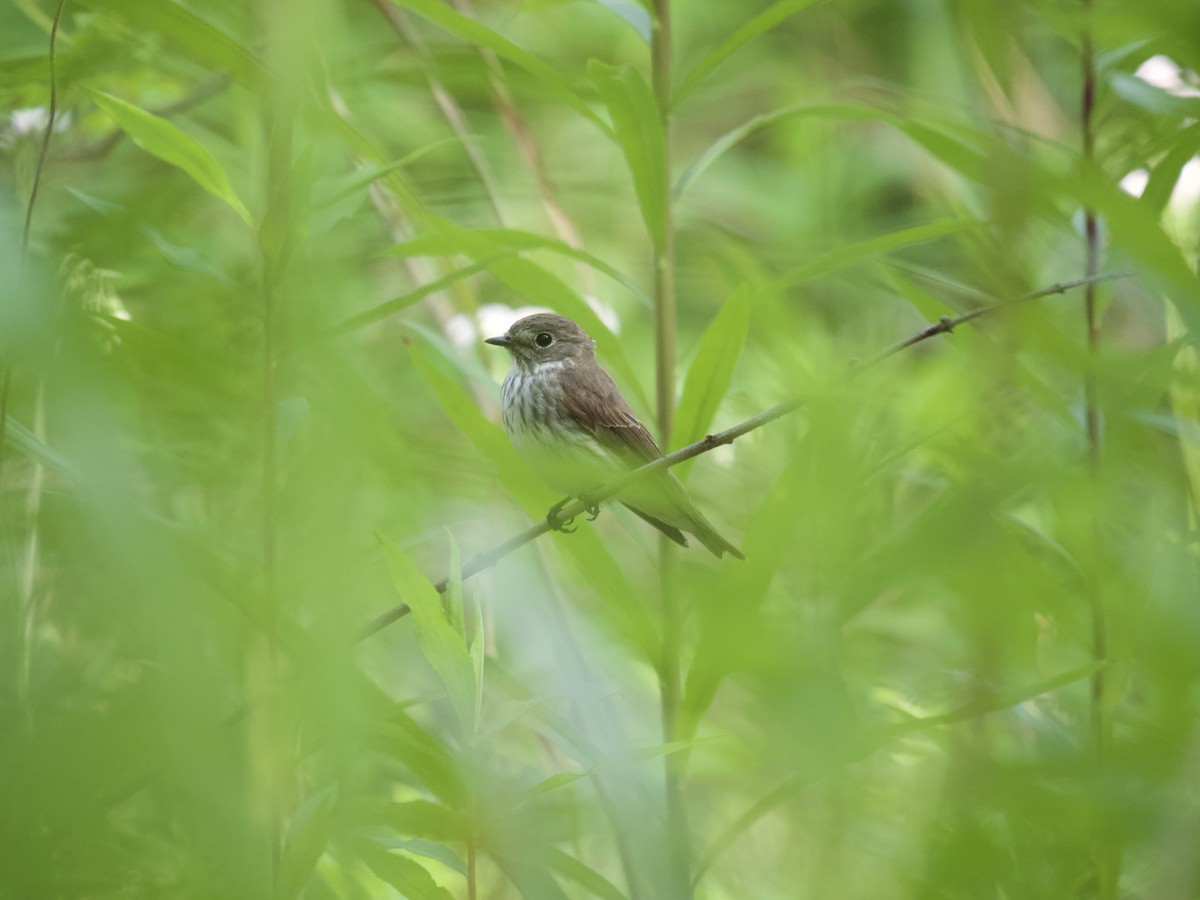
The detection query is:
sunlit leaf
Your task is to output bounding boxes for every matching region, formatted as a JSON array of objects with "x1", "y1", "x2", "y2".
[
  {"x1": 674, "y1": 286, "x2": 751, "y2": 462},
  {"x1": 86, "y1": 89, "x2": 253, "y2": 225},
  {"x1": 274, "y1": 786, "x2": 337, "y2": 900},
  {"x1": 378, "y1": 536, "x2": 477, "y2": 733},
  {"x1": 362, "y1": 844, "x2": 456, "y2": 900},
  {"x1": 588, "y1": 60, "x2": 667, "y2": 250}
]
